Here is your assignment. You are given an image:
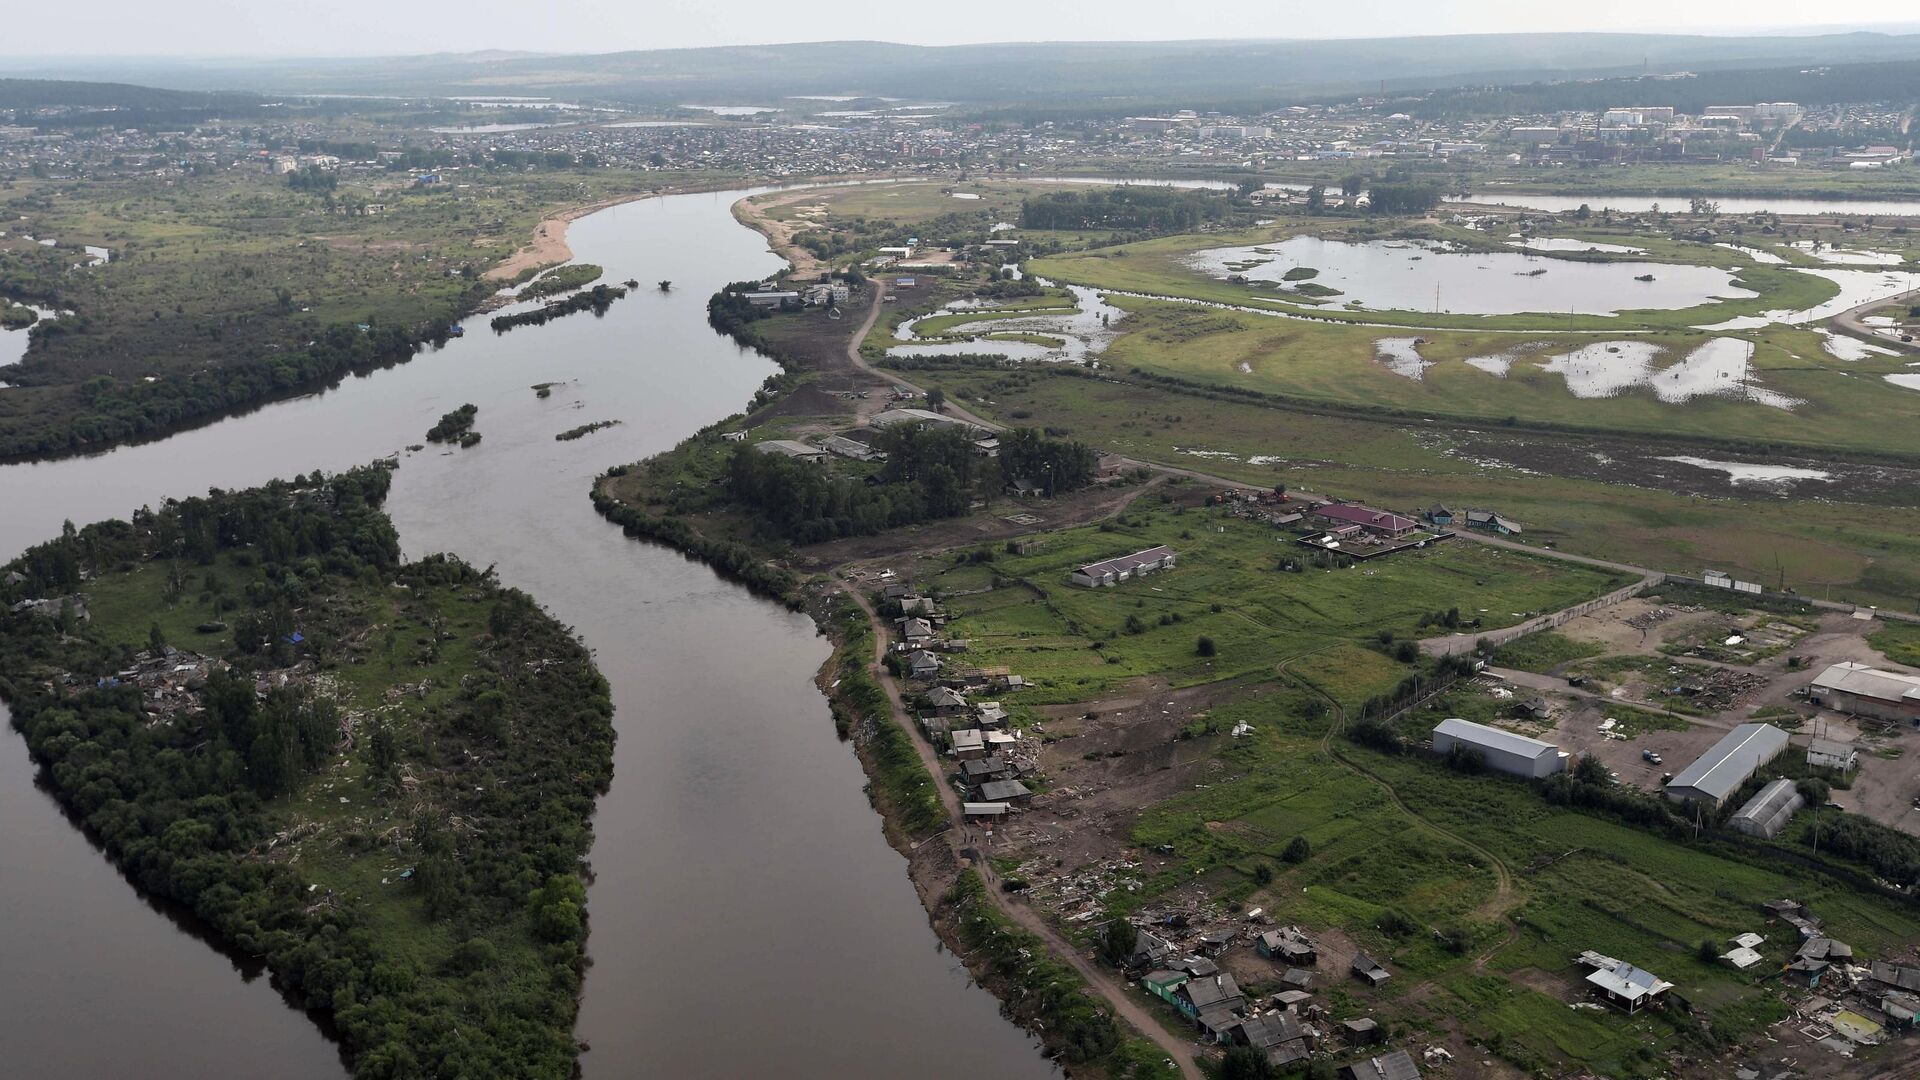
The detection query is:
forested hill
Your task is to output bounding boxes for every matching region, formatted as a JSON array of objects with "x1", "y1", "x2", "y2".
[
  {"x1": 0, "y1": 466, "x2": 615, "y2": 1078},
  {"x1": 0, "y1": 77, "x2": 263, "y2": 111},
  {"x1": 1414, "y1": 57, "x2": 1920, "y2": 119},
  {"x1": 17, "y1": 31, "x2": 1920, "y2": 107}
]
